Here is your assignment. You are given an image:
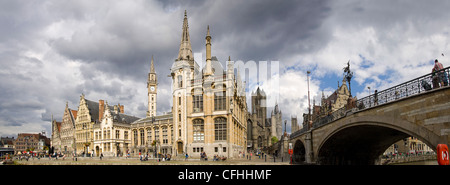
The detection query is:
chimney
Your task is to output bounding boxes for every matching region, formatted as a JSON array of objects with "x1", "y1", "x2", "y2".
[
  {"x1": 99, "y1": 100, "x2": 104, "y2": 121},
  {"x1": 114, "y1": 105, "x2": 118, "y2": 114},
  {"x1": 120, "y1": 105, "x2": 124, "y2": 114}
]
